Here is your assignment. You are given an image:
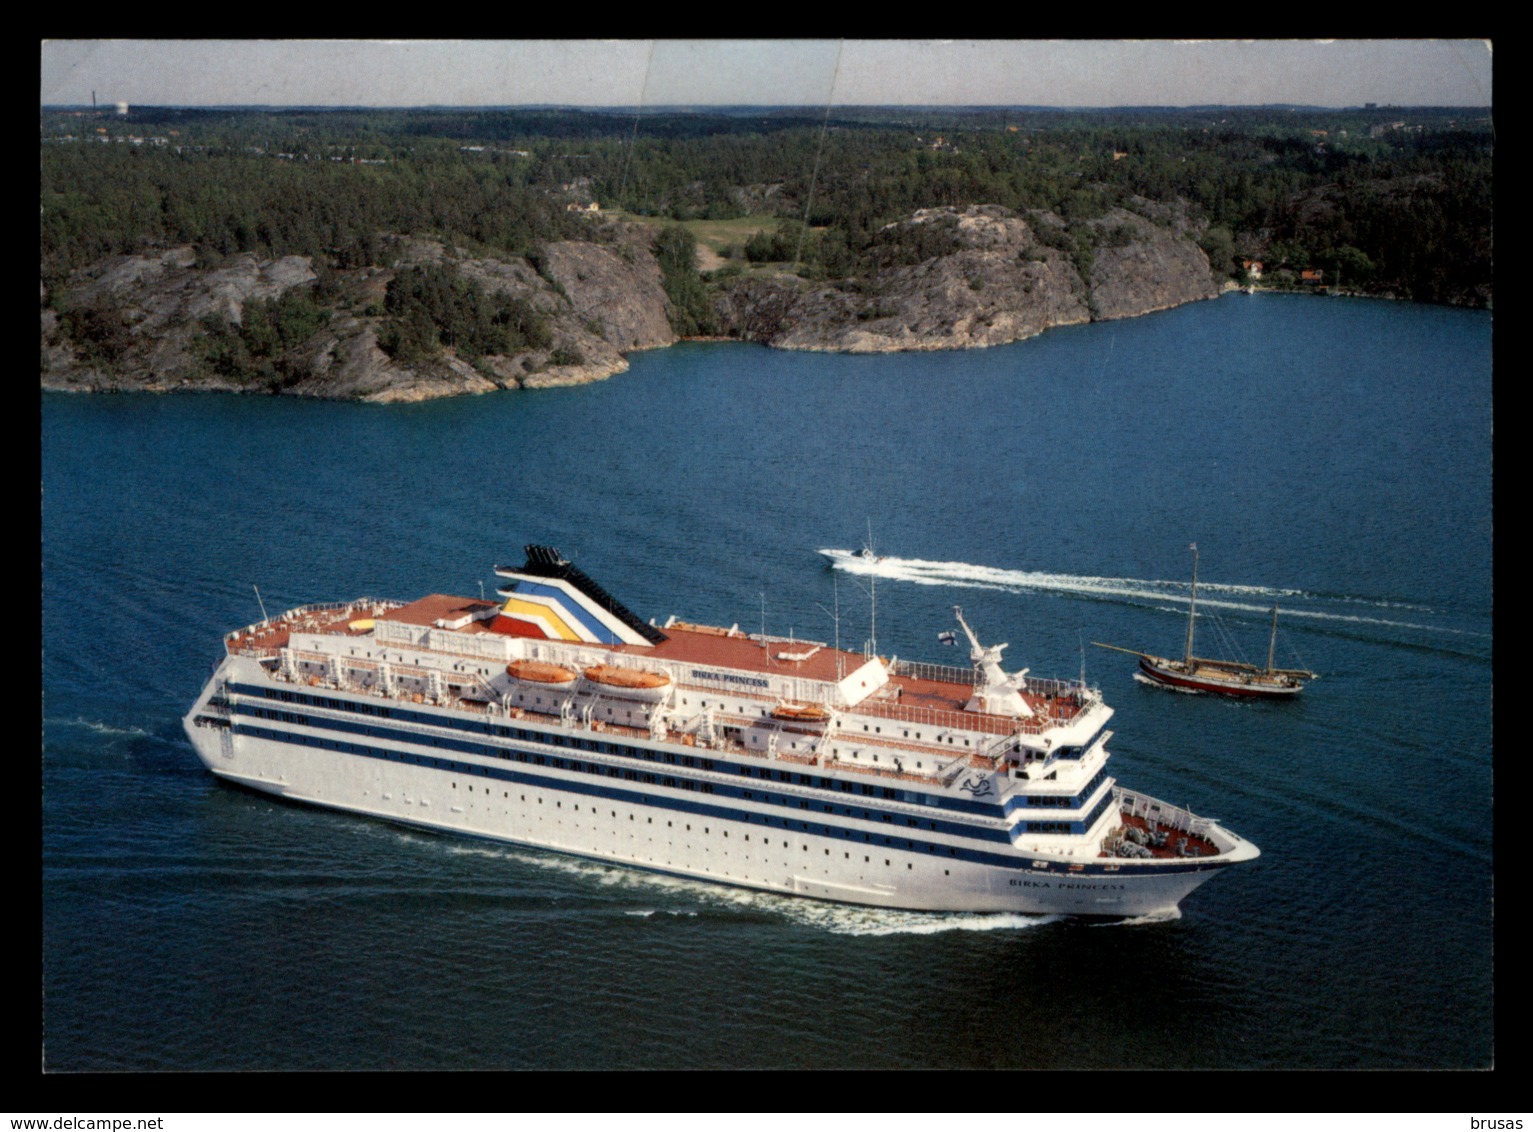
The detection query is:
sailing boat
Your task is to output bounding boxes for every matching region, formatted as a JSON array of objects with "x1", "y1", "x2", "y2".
[{"x1": 1094, "y1": 545, "x2": 1317, "y2": 699}]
